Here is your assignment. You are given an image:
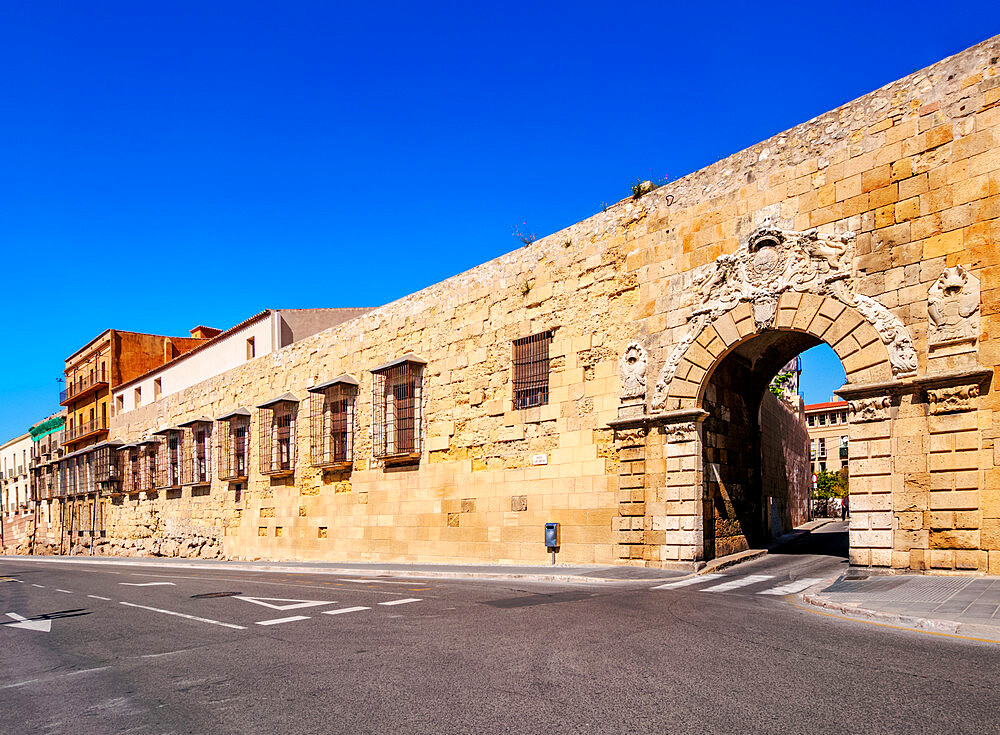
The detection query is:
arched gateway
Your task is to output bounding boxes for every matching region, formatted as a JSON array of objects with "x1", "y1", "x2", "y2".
[{"x1": 609, "y1": 225, "x2": 990, "y2": 569}]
